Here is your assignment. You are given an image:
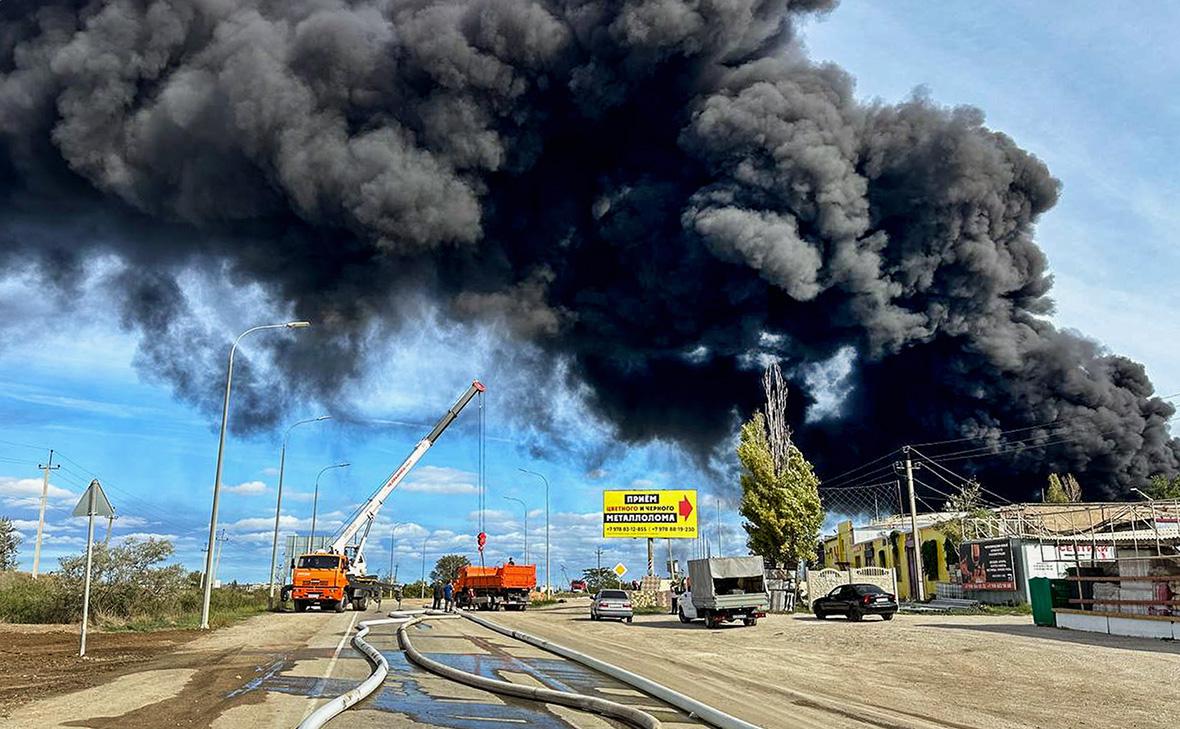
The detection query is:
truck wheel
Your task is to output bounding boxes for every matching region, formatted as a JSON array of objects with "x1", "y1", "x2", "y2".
[
  {"x1": 334, "y1": 599, "x2": 346, "y2": 613},
  {"x1": 678, "y1": 608, "x2": 691, "y2": 624},
  {"x1": 744, "y1": 616, "x2": 757, "y2": 627},
  {"x1": 294, "y1": 600, "x2": 307, "y2": 613}
]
